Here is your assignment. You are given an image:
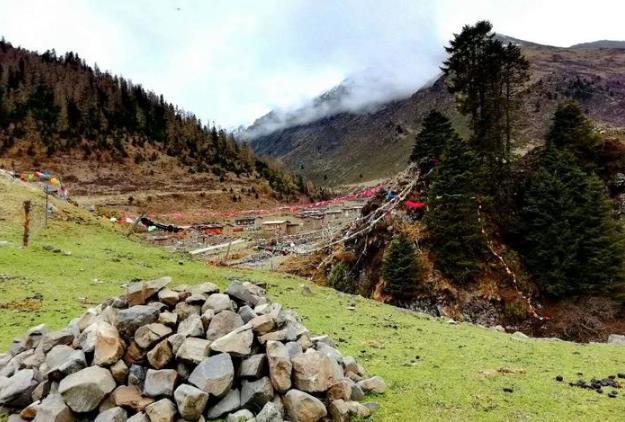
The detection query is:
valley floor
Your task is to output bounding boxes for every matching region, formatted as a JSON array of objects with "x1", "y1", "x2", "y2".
[{"x1": 2, "y1": 178, "x2": 625, "y2": 420}]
